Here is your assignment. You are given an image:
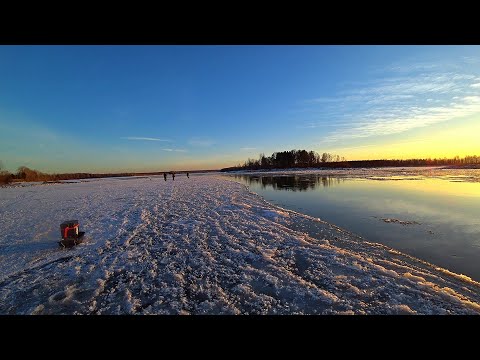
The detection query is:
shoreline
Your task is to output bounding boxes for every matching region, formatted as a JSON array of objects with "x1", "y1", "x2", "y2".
[
  {"x1": 232, "y1": 174, "x2": 480, "y2": 284},
  {"x1": 3, "y1": 164, "x2": 480, "y2": 188}
]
